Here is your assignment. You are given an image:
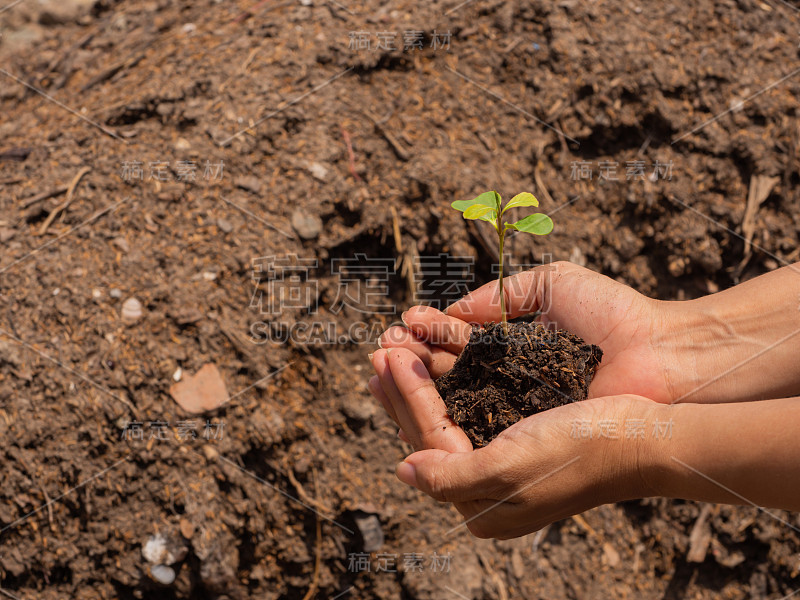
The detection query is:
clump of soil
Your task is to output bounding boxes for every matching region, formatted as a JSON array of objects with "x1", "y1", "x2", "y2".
[{"x1": 436, "y1": 322, "x2": 603, "y2": 447}]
